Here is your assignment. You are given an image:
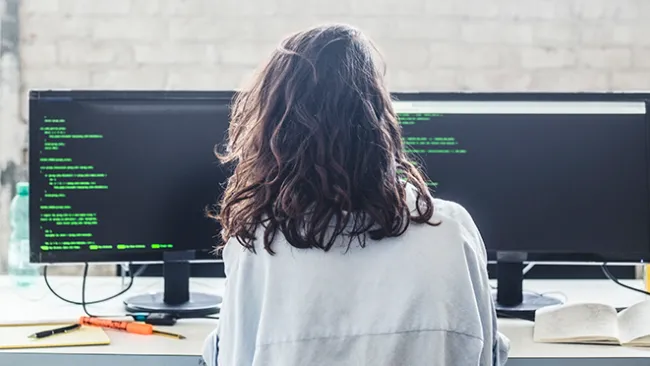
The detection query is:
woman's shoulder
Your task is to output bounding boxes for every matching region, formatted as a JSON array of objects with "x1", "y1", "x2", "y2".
[
  {"x1": 405, "y1": 184, "x2": 478, "y2": 235},
  {"x1": 405, "y1": 184, "x2": 486, "y2": 259},
  {"x1": 430, "y1": 197, "x2": 487, "y2": 261},
  {"x1": 432, "y1": 198, "x2": 475, "y2": 228}
]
